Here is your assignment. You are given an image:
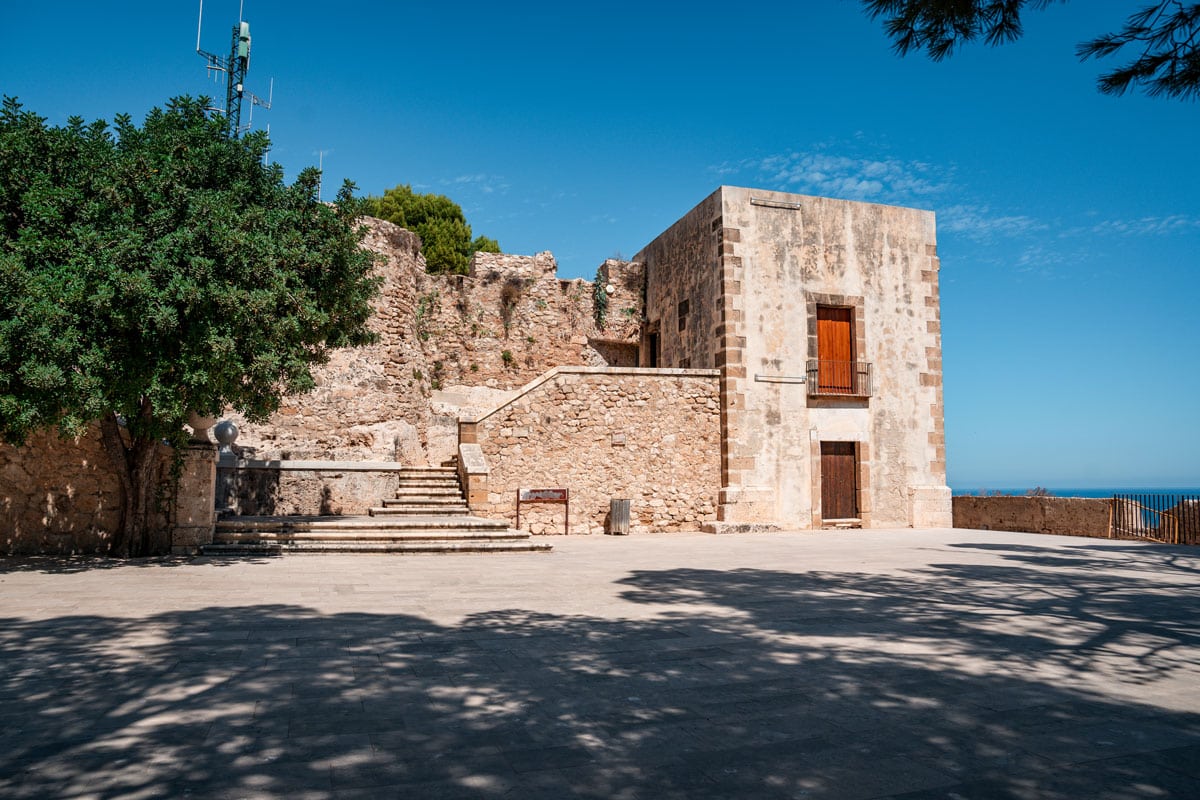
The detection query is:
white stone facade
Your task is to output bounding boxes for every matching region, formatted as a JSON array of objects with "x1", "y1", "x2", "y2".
[{"x1": 636, "y1": 186, "x2": 952, "y2": 529}]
